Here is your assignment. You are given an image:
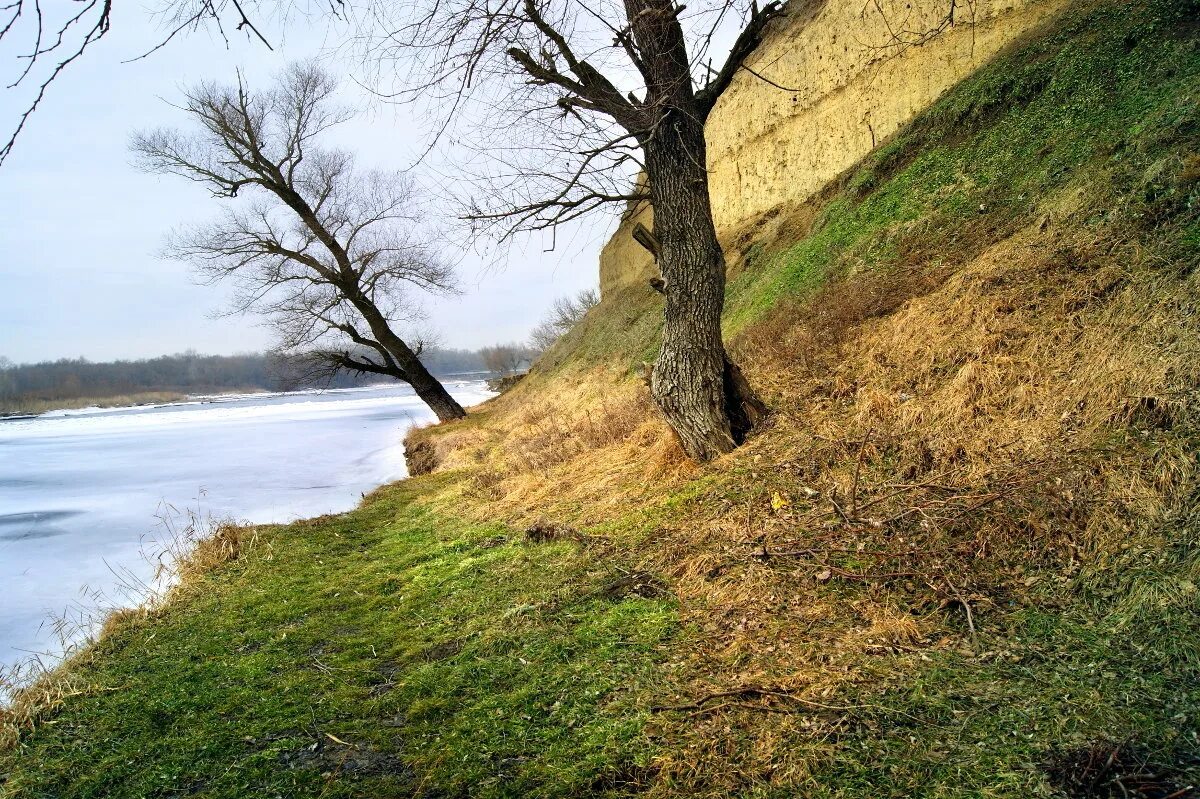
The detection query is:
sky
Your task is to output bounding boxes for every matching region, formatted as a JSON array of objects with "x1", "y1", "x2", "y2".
[{"x1": 0, "y1": 5, "x2": 610, "y2": 364}]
